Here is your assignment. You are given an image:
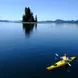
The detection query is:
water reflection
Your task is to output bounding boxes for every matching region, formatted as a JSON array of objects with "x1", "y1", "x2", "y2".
[
  {"x1": 22, "y1": 23, "x2": 37, "y2": 37},
  {"x1": 35, "y1": 23, "x2": 37, "y2": 30}
]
